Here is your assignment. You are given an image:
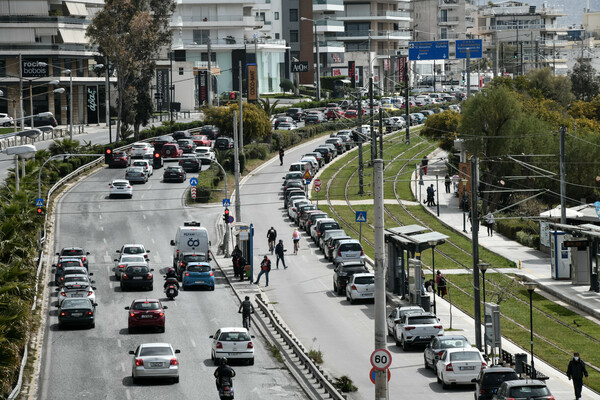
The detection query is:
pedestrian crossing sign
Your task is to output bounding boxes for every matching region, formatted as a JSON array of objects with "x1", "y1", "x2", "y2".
[
  {"x1": 355, "y1": 211, "x2": 367, "y2": 223},
  {"x1": 35, "y1": 198, "x2": 43, "y2": 207},
  {"x1": 302, "y1": 171, "x2": 311, "y2": 180}
]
